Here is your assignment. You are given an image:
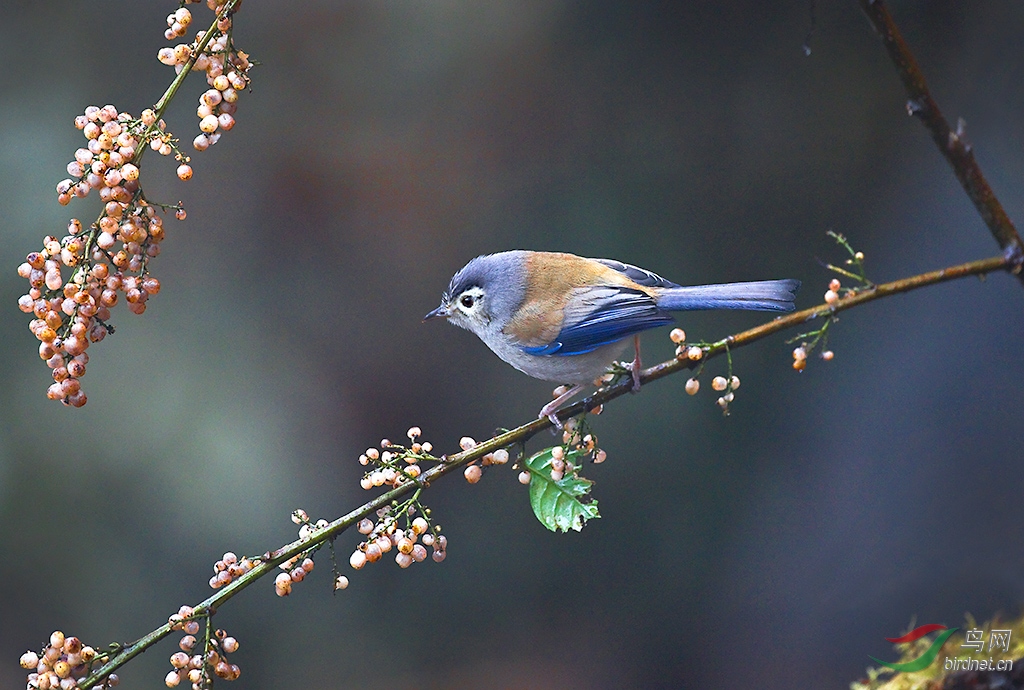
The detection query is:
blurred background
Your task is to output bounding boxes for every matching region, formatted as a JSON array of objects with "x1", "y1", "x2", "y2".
[{"x1": 1, "y1": 1, "x2": 1023, "y2": 688}]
